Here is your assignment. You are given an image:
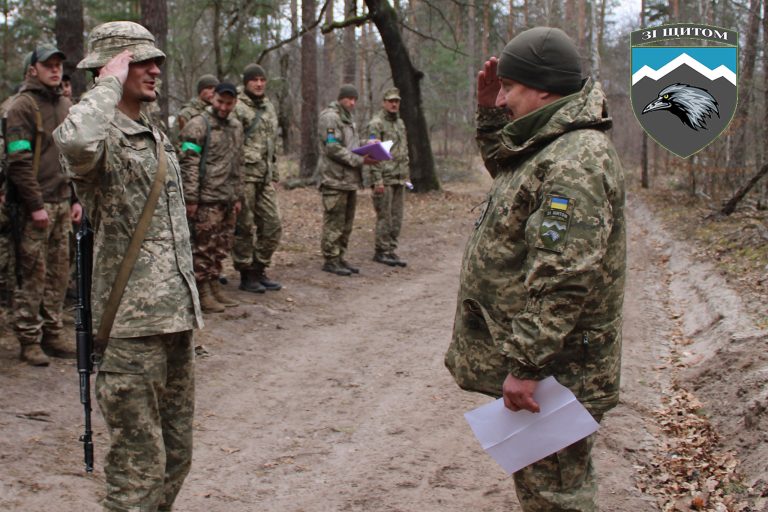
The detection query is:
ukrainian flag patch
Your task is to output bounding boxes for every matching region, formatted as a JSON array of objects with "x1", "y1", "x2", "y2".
[{"x1": 536, "y1": 194, "x2": 574, "y2": 253}]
